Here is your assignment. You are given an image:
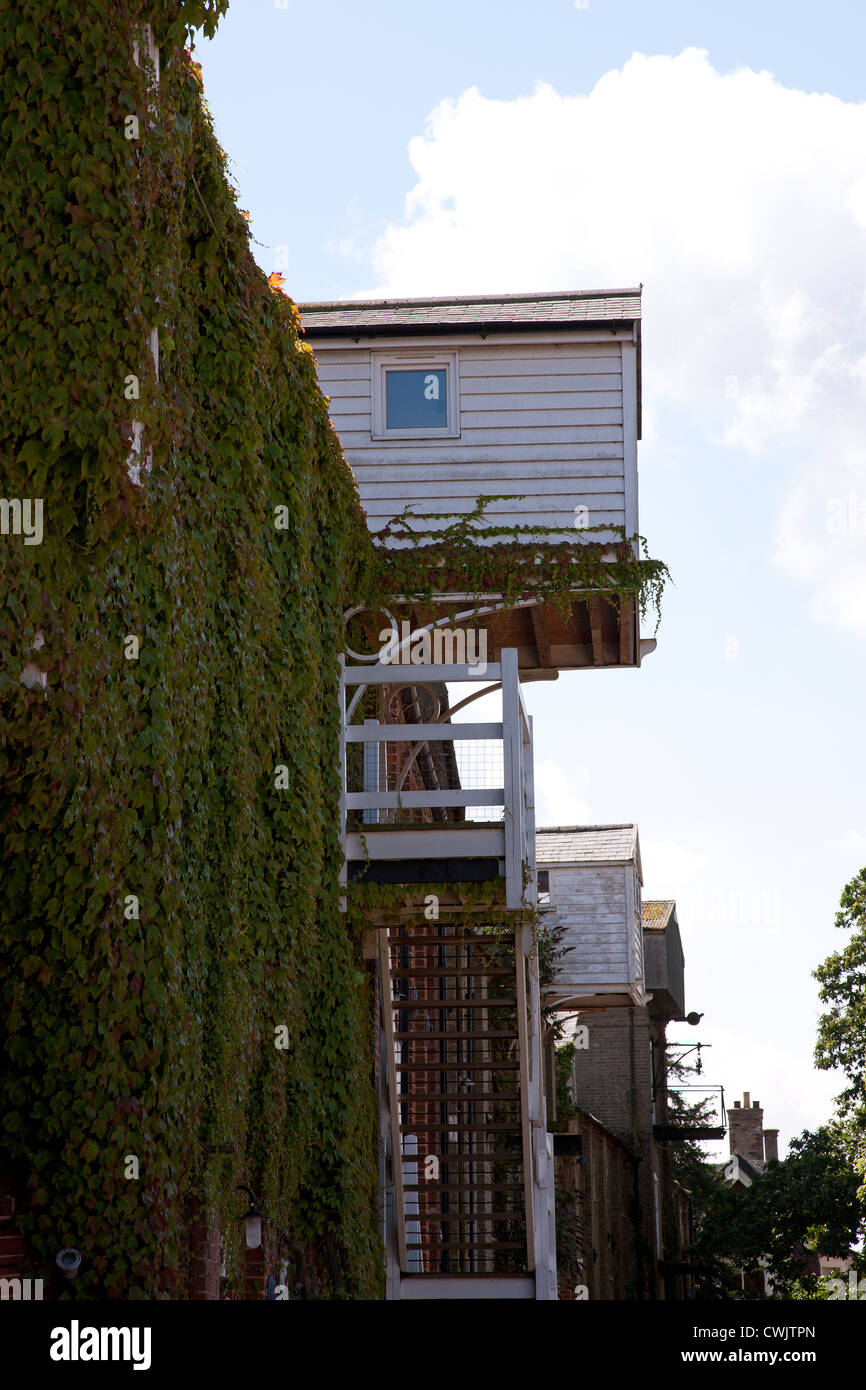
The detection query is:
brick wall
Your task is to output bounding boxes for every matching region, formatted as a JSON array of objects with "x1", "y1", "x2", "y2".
[
  {"x1": 727, "y1": 1093, "x2": 766, "y2": 1167},
  {"x1": 0, "y1": 1164, "x2": 26, "y2": 1289},
  {"x1": 571, "y1": 1007, "x2": 653, "y2": 1147},
  {"x1": 567, "y1": 1005, "x2": 691, "y2": 1298},
  {"x1": 188, "y1": 1204, "x2": 221, "y2": 1300},
  {"x1": 555, "y1": 1112, "x2": 639, "y2": 1300}
]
